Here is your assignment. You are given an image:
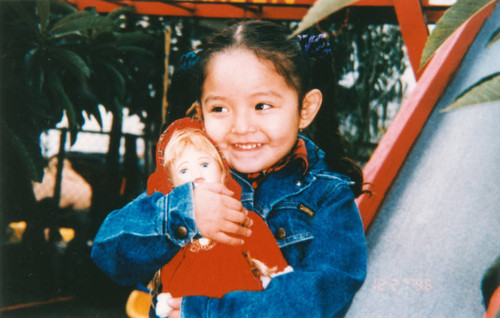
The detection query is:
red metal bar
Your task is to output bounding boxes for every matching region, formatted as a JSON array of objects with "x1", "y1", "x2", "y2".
[
  {"x1": 65, "y1": 0, "x2": 448, "y2": 21},
  {"x1": 69, "y1": 0, "x2": 121, "y2": 11},
  {"x1": 65, "y1": 0, "x2": 309, "y2": 19},
  {"x1": 393, "y1": 0, "x2": 429, "y2": 79},
  {"x1": 355, "y1": 2, "x2": 496, "y2": 231}
]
